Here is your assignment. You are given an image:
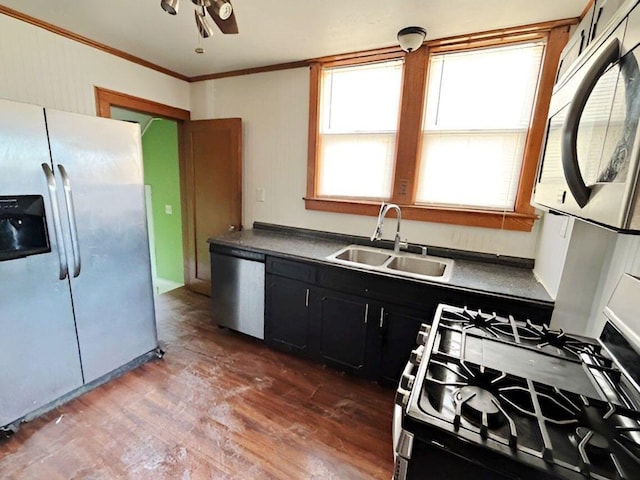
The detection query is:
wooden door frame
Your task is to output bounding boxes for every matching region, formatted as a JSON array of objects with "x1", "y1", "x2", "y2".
[{"x1": 94, "y1": 86, "x2": 191, "y2": 286}]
